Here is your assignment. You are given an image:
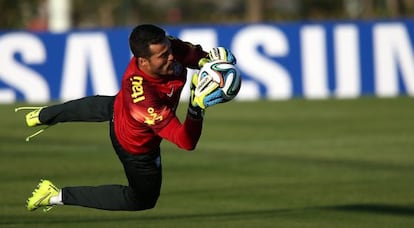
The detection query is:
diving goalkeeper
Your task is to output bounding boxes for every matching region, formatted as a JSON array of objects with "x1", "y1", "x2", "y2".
[{"x1": 17, "y1": 24, "x2": 236, "y2": 212}]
